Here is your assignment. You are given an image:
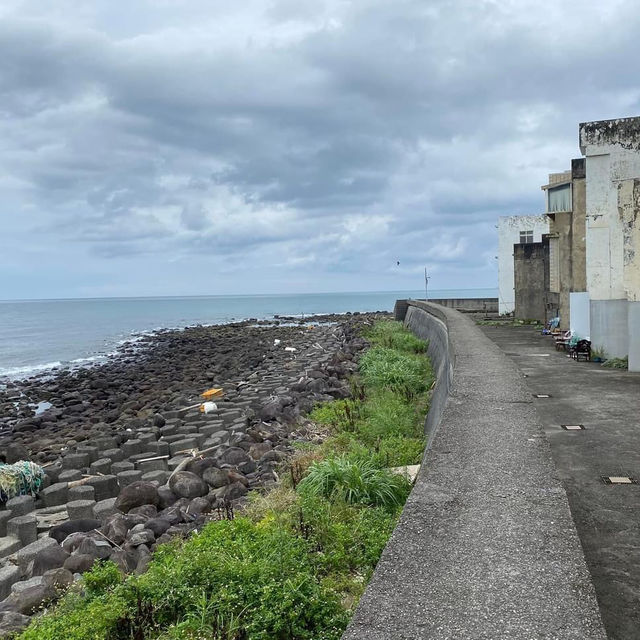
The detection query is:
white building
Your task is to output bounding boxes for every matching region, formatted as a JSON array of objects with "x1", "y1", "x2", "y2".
[
  {"x1": 579, "y1": 116, "x2": 640, "y2": 371},
  {"x1": 497, "y1": 215, "x2": 549, "y2": 315}
]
